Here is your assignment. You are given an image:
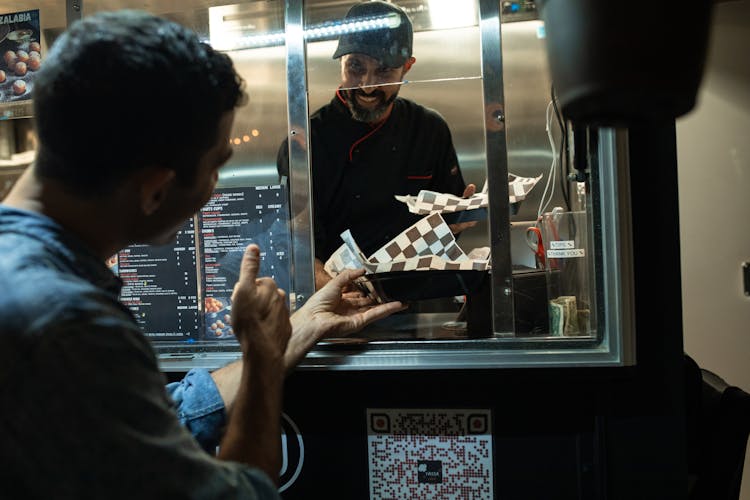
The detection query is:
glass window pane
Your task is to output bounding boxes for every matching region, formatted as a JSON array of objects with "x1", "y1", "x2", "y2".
[
  {"x1": 83, "y1": 1, "x2": 290, "y2": 353},
  {"x1": 301, "y1": 0, "x2": 490, "y2": 343}
]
